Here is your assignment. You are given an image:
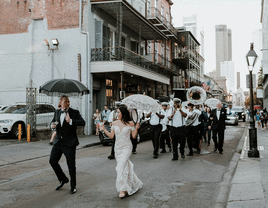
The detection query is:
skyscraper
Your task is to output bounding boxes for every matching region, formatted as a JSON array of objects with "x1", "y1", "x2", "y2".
[
  {"x1": 183, "y1": 15, "x2": 197, "y2": 38},
  {"x1": 215, "y1": 25, "x2": 232, "y2": 77},
  {"x1": 220, "y1": 61, "x2": 235, "y2": 92}
]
